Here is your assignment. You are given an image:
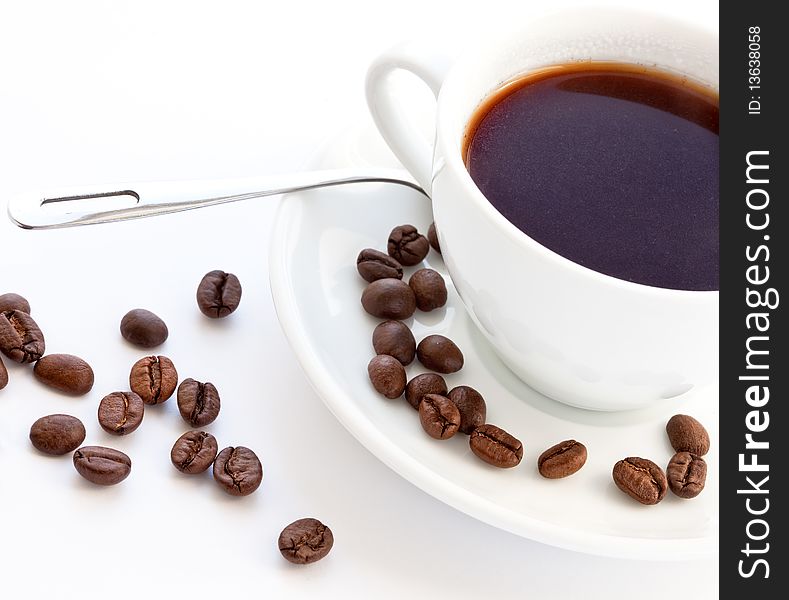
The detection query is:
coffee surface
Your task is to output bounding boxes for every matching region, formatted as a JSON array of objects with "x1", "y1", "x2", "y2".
[{"x1": 464, "y1": 63, "x2": 719, "y2": 290}]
